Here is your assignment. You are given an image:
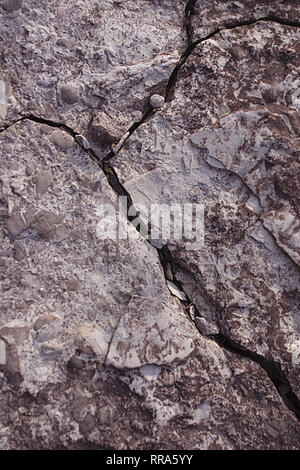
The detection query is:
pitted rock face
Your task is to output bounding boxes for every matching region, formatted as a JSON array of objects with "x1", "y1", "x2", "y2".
[
  {"x1": 0, "y1": 120, "x2": 186, "y2": 395},
  {"x1": 0, "y1": 0, "x2": 186, "y2": 138},
  {"x1": 1, "y1": 122, "x2": 298, "y2": 450}
]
